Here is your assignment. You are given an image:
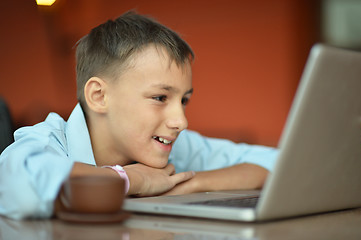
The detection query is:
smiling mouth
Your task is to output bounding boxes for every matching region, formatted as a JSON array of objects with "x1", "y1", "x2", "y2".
[{"x1": 152, "y1": 136, "x2": 173, "y2": 145}]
